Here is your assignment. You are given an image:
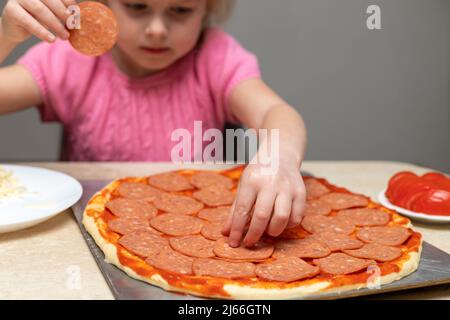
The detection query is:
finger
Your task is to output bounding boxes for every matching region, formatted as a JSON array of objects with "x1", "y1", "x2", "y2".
[
  {"x1": 61, "y1": 0, "x2": 78, "y2": 7},
  {"x1": 242, "y1": 190, "x2": 276, "y2": 247},
  {"x1": 225, "y1": 184, "x2": 257, "y2": 248},
  {"x1": 42, "y1": 0, "x2": 72, "y2": 22},
  {"x1": 221, "y1": 200, "x2": 236, "y2": 236},
  {"x1": 21, "y1": 0, "x2": 69, "y2": 39},
  {"x1": 287, "y1": 192, "x2": 306, "y2": 228},
  {"x1": 266, "y1": 193, "x2": 292, "y2": 237},
  {"x1": 222, "y1": 178, "x2": 255, "y2": 235},
  {"x1": 12, "y1": 4, "x2": 56, "y2": 42}
]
